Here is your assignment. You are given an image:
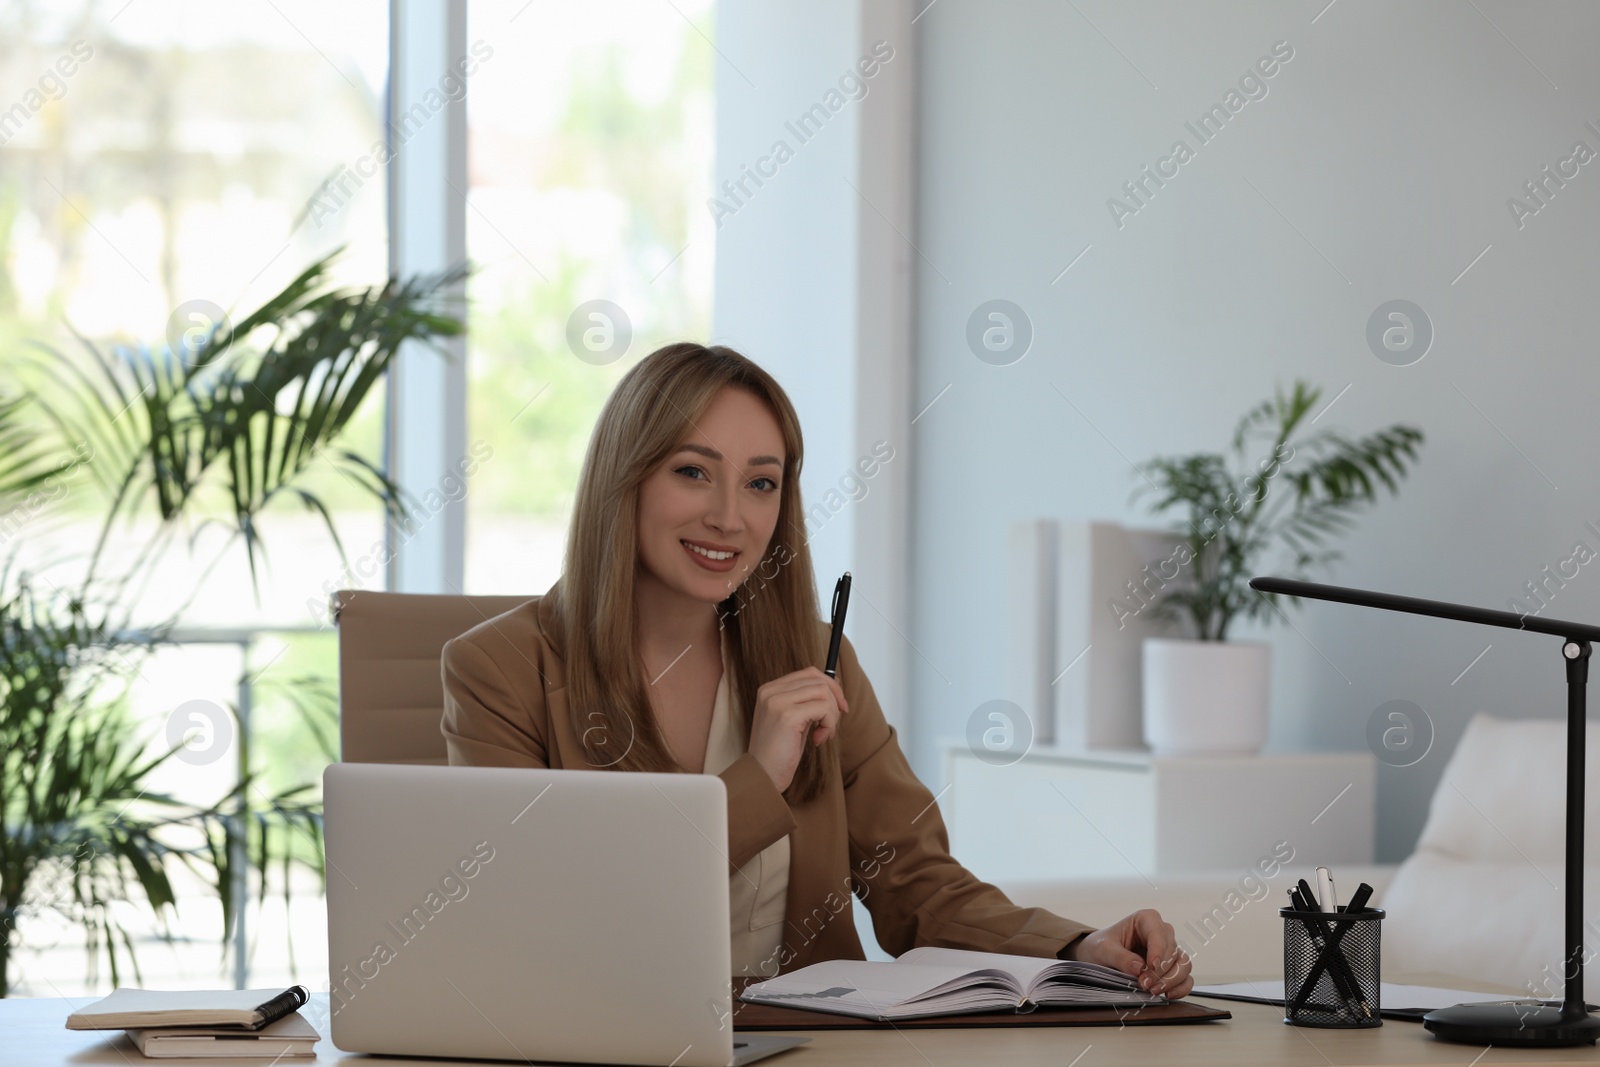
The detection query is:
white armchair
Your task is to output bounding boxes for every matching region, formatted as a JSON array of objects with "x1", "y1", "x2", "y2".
[{"x1": 1381, "y1": 713, "x2": 1600, "y2": 994}]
